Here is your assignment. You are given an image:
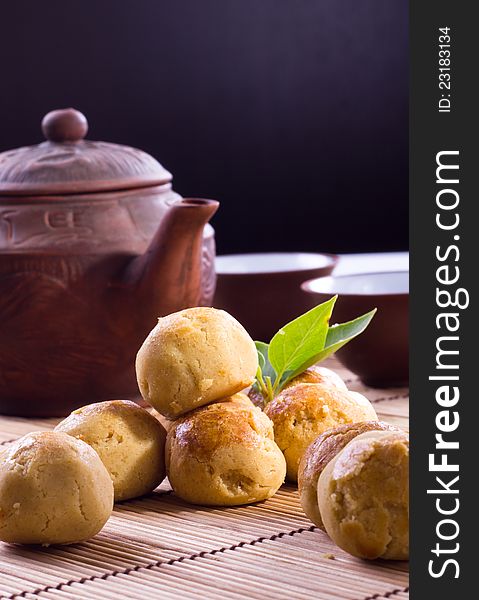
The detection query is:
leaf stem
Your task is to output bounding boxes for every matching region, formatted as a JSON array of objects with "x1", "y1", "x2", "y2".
[
  {"x1": 255, "y1": 367, "x2": 269, "y2": 399},
  {"x1": 271, "y1": 370, "x2": 283, "y2": 395},
  {"x1": 265, "y1": 376, "x2": 275, "y2": 403}
]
